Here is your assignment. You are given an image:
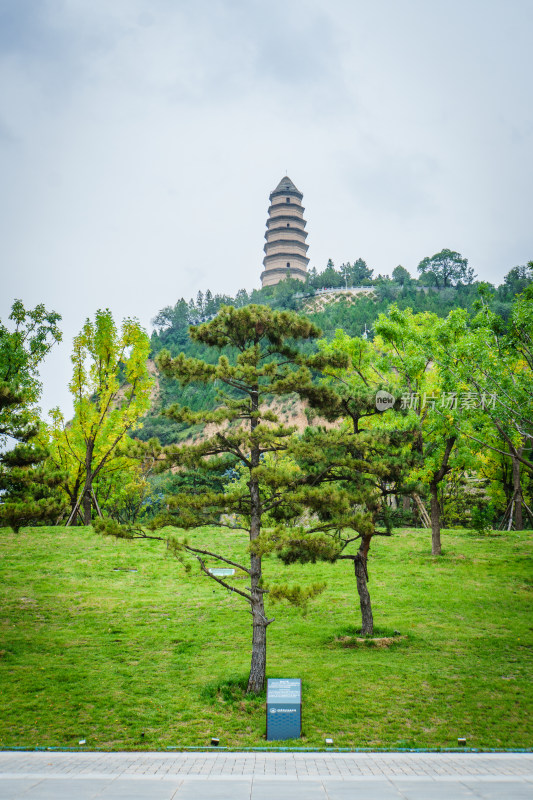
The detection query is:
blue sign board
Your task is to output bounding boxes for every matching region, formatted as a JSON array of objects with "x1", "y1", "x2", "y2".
[{"x1": 266, "y1": 678, "x2": 301, "y2": 741}]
